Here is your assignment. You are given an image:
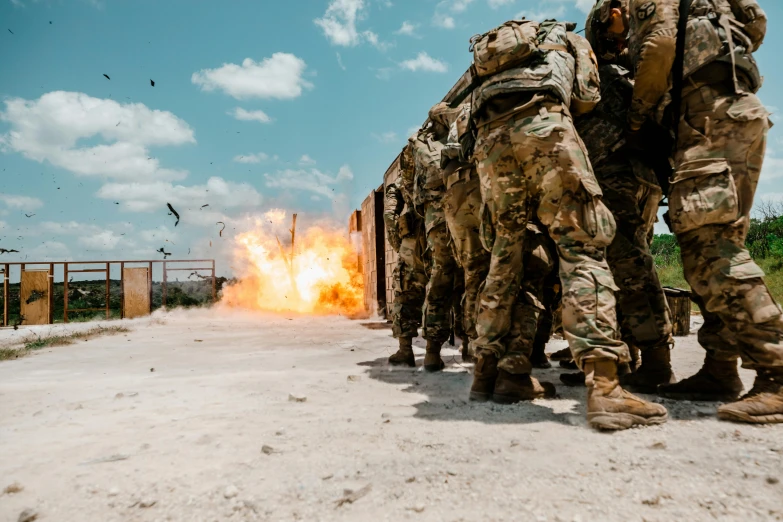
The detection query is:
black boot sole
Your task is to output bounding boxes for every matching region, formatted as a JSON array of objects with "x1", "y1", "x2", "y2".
[{"x1": 469, "y1": 390, "x2": 492, "y2": 402}]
